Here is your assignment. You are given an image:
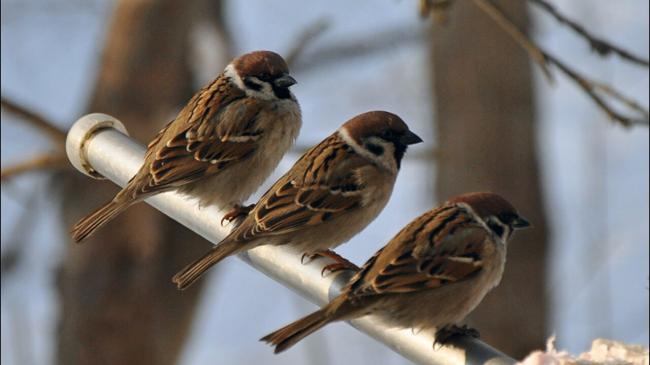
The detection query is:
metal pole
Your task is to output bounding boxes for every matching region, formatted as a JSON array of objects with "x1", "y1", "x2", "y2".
[{"x1": 65, "y1": 113, "x2": 517, "y2": 365}]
